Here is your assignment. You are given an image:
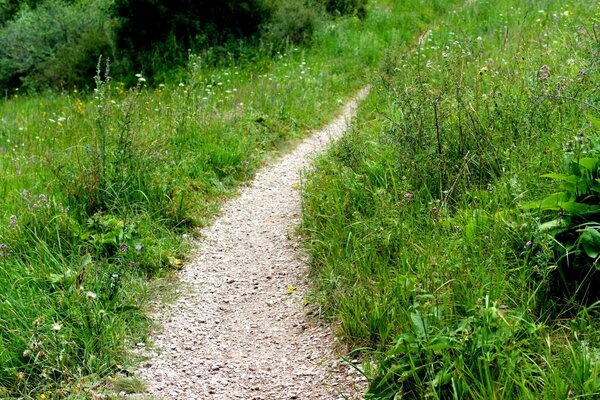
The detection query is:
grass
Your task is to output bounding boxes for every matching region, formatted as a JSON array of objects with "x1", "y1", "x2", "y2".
[
  {"x1": 0, "y1": 0, "x2": 462, "y2": 397},
  {"x1": 301, "y1": 0, "x2": 600, "y2": 398}
]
